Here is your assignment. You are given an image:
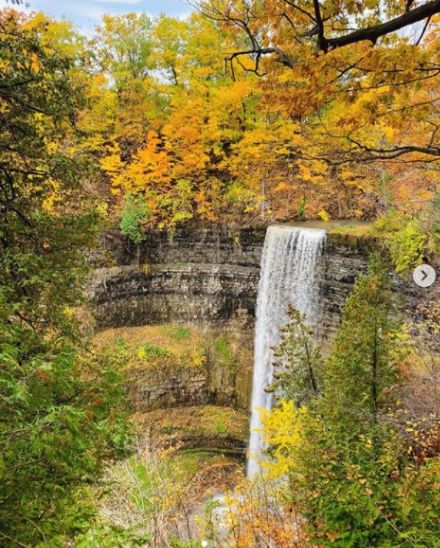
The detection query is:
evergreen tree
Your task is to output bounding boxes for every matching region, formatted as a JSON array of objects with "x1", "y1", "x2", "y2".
[
  {"x1": 262, "y1": 257, "x2": 426, "y2": 545},
  {"x1": 120, "y1": 193, "x2": 150, "y2": 245},
  {"x1": 297, "y1": 257, "x2": 409, "y2": 544},
  {"x1": 270, "y1": 303, "x2": 322, "y2": 407},
  {"x1": 322, "y1": 254, "x2": 401, "y2": 433}
]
